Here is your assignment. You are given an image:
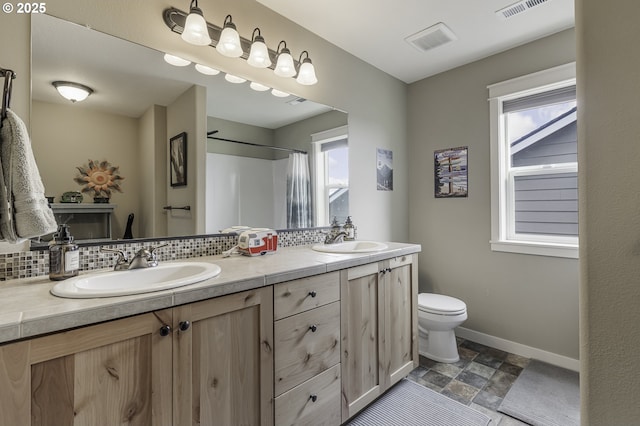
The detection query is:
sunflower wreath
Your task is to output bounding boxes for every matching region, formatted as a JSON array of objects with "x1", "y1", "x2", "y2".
[{"x1": 74, "y1": 159, "x2": 125, "y2": 198}]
